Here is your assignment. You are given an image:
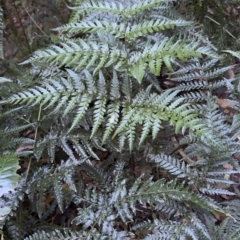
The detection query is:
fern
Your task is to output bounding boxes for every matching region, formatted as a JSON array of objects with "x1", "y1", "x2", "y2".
[
  {"x1": 71, "y1": 163, "x2": 224, "y2": 238},
  {"x1": 24, "y1": 229, "x2": 82, "y2": 240},
  {"x1": 1, "y1": 0, "x2": 240, "y2": 239},
  {"x1": 3, "y1": 70, "x2": 214, "y2": 150}
]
